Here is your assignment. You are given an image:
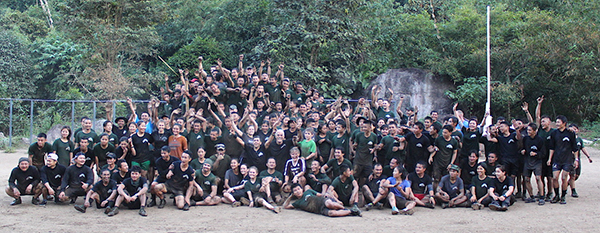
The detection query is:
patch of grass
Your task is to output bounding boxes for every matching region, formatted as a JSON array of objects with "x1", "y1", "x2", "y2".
[{"x1": 580, "y1": 120, "x2": 600, "y2": 148}]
